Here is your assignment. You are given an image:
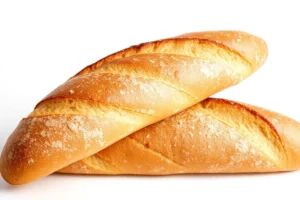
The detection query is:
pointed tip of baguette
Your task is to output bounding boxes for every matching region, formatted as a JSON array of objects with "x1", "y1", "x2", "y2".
[
  {"x1": 176, "y1": 30, "x2": 268, "y2": 71},
  {"x1": 238, "y1": 102, "x2": 300, "y2": 171}
]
